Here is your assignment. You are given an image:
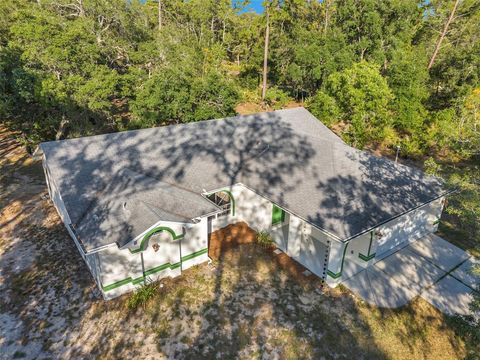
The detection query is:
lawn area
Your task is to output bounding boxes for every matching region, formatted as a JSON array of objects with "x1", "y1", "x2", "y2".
[
  {"x1": 0, "y1": 126, "x2": 476, "y2": 359},
  {"x1": 118, "y1": 244, "x2": 469, "y2": 359}
]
